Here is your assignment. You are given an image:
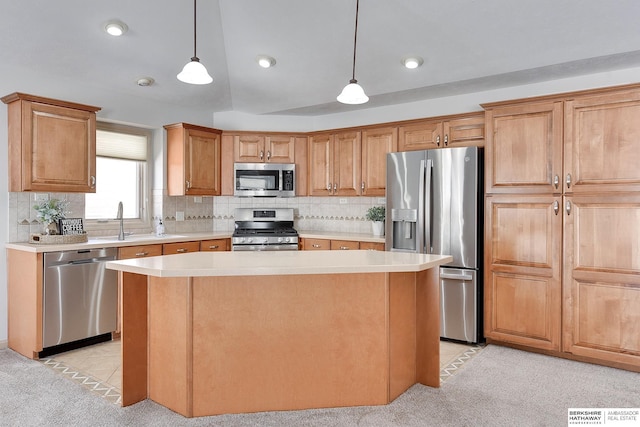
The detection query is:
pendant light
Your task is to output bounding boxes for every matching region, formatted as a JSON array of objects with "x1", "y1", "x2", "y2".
[
  {"x1": 177, "y1": 0, "x2": 213, "y2": 85},
  {"x1": 337, "y1": 0, "x2": 368, "y2": 104}
]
